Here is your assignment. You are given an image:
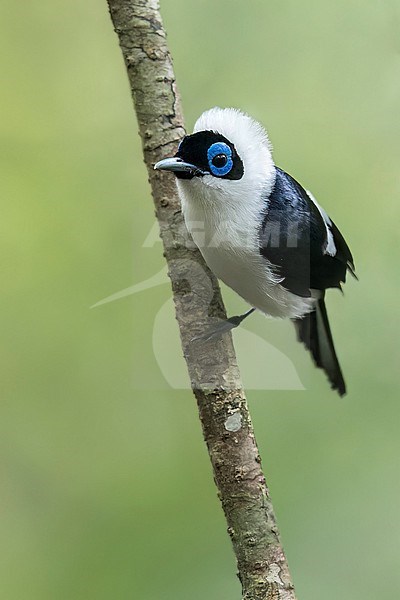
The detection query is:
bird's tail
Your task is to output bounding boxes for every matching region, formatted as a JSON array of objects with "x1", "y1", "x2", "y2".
[{"x1": 293, "y1": 296, "x2": 346, "y2": 396}]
